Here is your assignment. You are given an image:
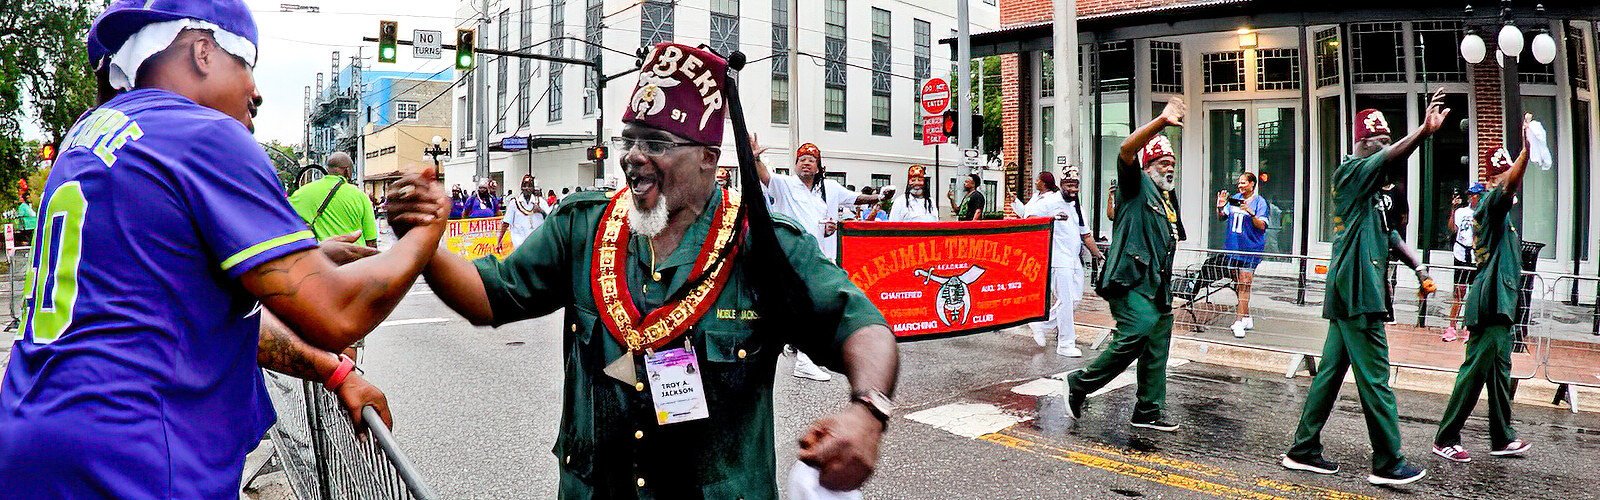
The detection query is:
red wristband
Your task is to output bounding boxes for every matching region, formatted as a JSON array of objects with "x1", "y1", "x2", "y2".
[{"x1": 324, "y1": 354, "x2": 356, "y2": 390}]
